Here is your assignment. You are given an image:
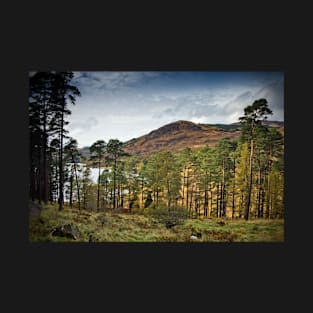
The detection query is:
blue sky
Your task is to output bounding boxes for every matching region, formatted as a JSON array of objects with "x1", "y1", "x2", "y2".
[{"x1": 68, "y1": 71, "x2": 284, "y2": 147}]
